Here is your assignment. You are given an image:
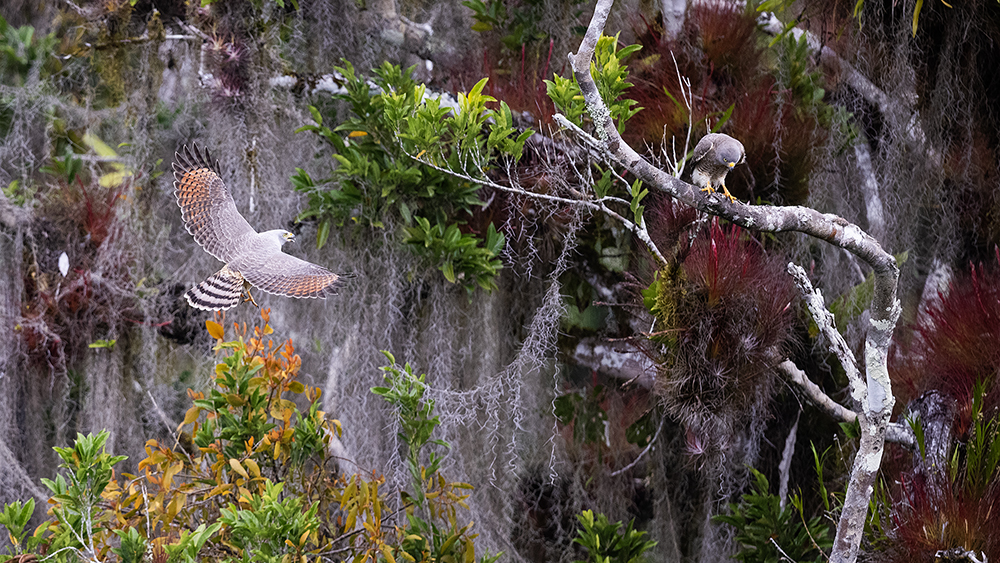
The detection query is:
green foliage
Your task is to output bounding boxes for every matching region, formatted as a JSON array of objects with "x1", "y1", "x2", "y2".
[
  {"x1": 545, "y1": 33, "x2": 643, "y2": 133},
  {"x1": 0, "y1": 499, "x2": 34, "y2": 553},
  {"x1": 572, "y1": 510, "x2": 656, "y2": 563},
  {"x1": 39, "y1": 151, "x2": 83, "y2": 186},
  {"x1": 462, "y1": 0, "x2": 582, "y2": 52},
  {"x1": 295, "y1": 61, "x2": 522, "y2": 291},
  {"x1": 0, "y1": 15, "x2": 56, "y2": 86},
  {"x1": 36, "y1": 429, "x2": 129, "y2": 559},
  {"x1": 713, "y1": 468, "x2": 832, "y2": 563},
  {"x1": 961, "y1": 380, "x2": 1000, "y2": 497},
  {"x1": 111, "y1": 527, "x2": 146, "y2": 563},
  {"x1": 555, "y1": 386, "x2": 610, "y2": 446},
  {"x1": 373, "y1": 351, "x2": 448, "y2": 510},
  {"x1": 404, "y1": 219, "x2": 505, "y2": 292},
  {"x1": 373, "y1": 351, "x2": 501, "y2": 563},
  {"x1": 219, "y1": 480, "x2": 319, "y2": 562},
  {"x1": 163, "y1": 523, "x2": 222, "y2": 563},
  {"x1": 776, "y1": 32, "x2": 826, "y2": 115},
  {"x1": 823, "y1": 251, "x2": 909, "y2": 335},
  {"x1": 191, "y1": 345, "x2": 275, "y2": 460}
]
